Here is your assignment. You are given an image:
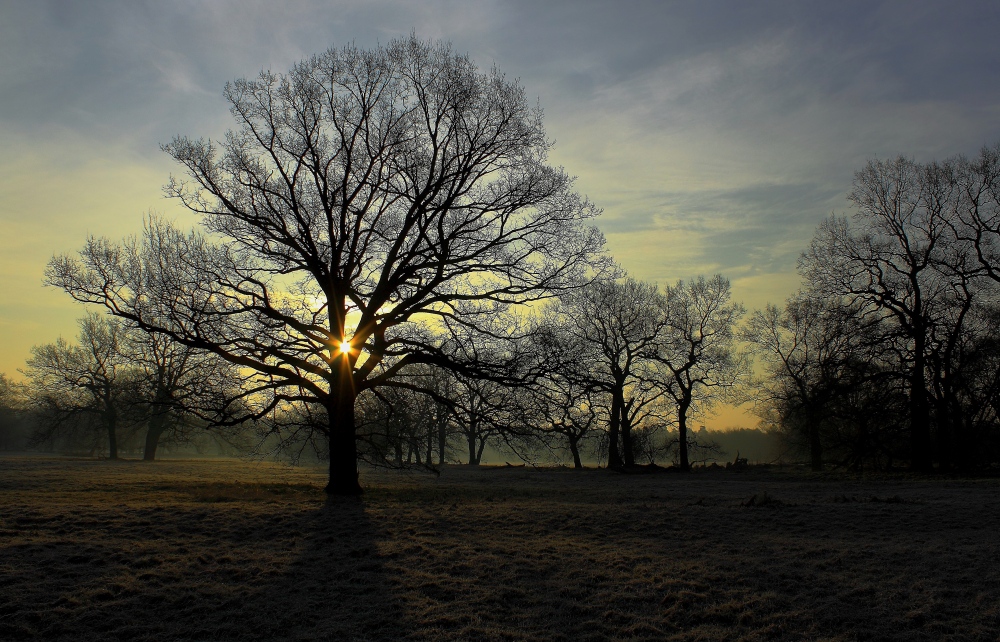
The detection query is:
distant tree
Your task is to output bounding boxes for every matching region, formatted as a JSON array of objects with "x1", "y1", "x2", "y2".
[
  {"x1": 745, "y1": 296, "x2": 854, "y2": 469},
  {"x1": 446, "y1": 365, "x2": 530, "y2": 466},
  {"x1": 655, "y1": 275, "x2": 747, "y2": 472},
  {"x1": 547, "y1": 277, "x2": 666, "y2": 469},
  {"x1": 0, "y1": 373, "x2": 29, "y2": 451},
  {"x1": 355, "y1": 365, "x2": 453, "y2": 468},
  {"x1": 384, "y1": 364, "x2": 456, "y2": 468},
  {"x1": 46, "y1": 36, "x2": 606, "y2": 494},
  {"x1": 524, "y1": 361, "x2": 602, "y2": 469},
  {"x1": 126, "y1": 327, "x2": 237, "y2": 461},
  {"x1": 22, "y1": 313, "x2": 132, "y2": 458}
]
